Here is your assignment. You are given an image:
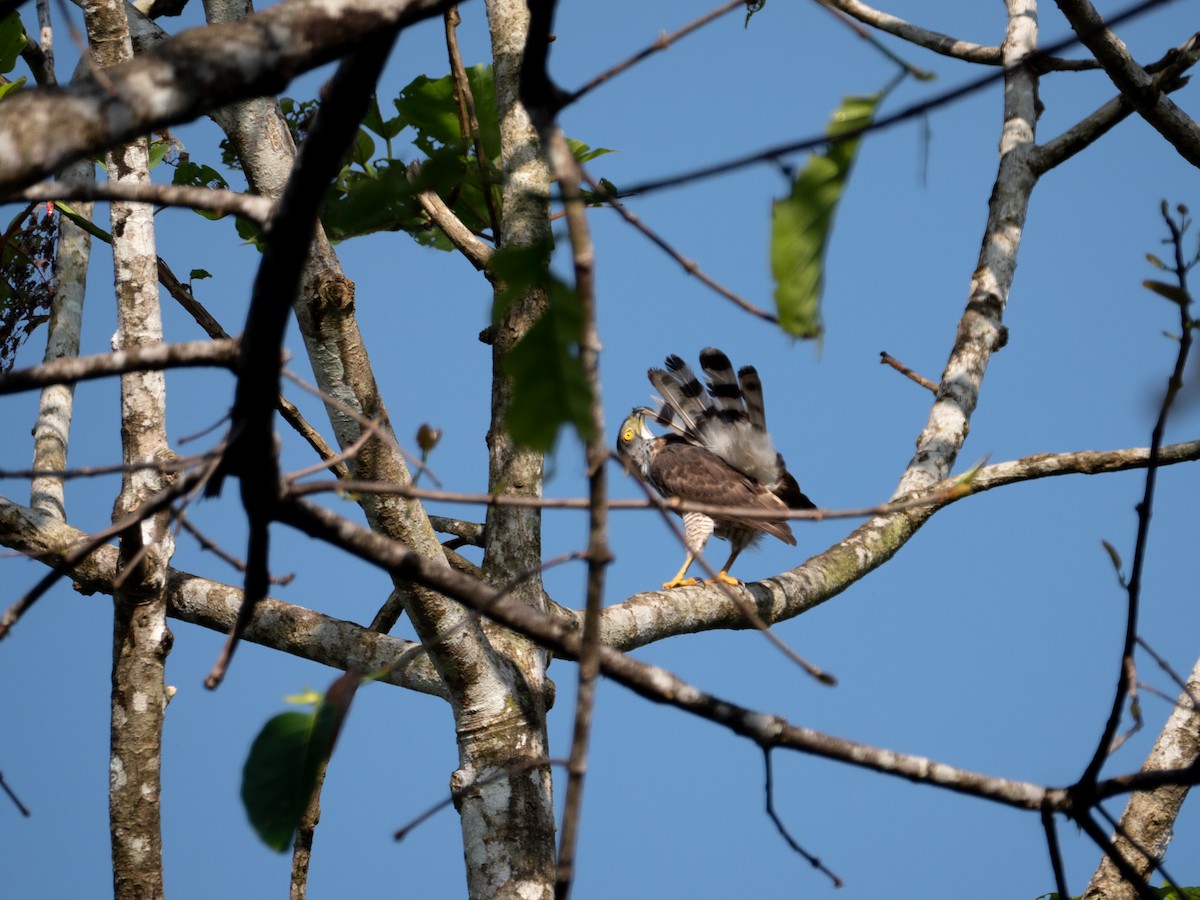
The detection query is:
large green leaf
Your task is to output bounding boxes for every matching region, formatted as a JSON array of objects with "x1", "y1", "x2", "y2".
[
  {"x1": 0, "y1": 12, "x2": 24, "y2": 75},
  {"x1": 394, "y1": 64, "x2": 501, "y2": 164},
  {"x1": 240, "y1": 672, "x2": 361, "y2": 852},
  {"x1": 771, "y1": 93, "x2": 879, "y2": 339},
  {"x1": 490, "y1": 241, "x2": 595, "y2": 451}
]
